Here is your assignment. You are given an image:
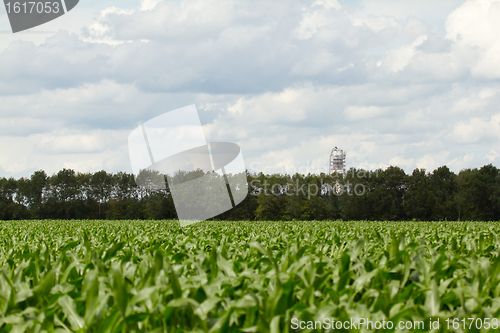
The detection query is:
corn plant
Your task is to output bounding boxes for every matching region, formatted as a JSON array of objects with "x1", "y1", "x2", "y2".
[{"x1": 0, "y1": 220, "x2": 500, "y2": 332}]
